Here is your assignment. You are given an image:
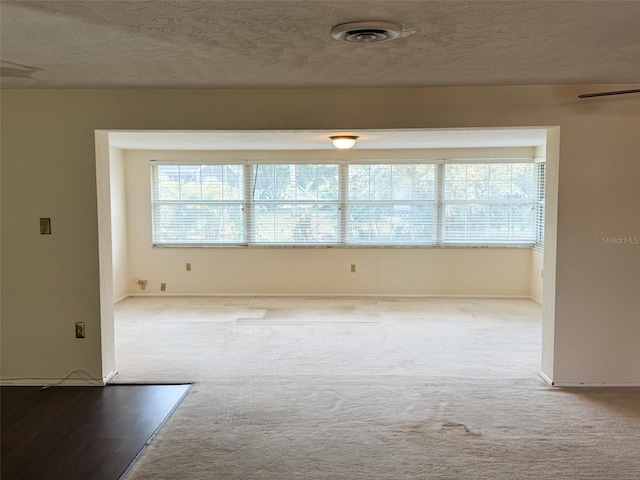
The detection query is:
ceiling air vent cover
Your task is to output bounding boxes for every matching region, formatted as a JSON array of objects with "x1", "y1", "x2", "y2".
[{"x1": 330, "y1": 21, "x2": 406, "y2": 44}]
